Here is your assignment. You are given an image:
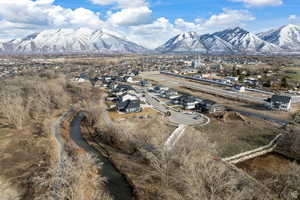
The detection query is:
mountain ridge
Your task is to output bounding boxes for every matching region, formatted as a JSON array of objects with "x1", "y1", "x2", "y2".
[
  {"x1": 257, "y1": 24, "x2": 300, "y2": 51},
  {"x1": 157, "y1": 25, "x2": 300, "y2": 55},
  {"x1": 0, "y1": 28, "x2": 149, "y2": 54},
  {"x1": 1, "y1": 24, "x2": 300, "y2": 55}
]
